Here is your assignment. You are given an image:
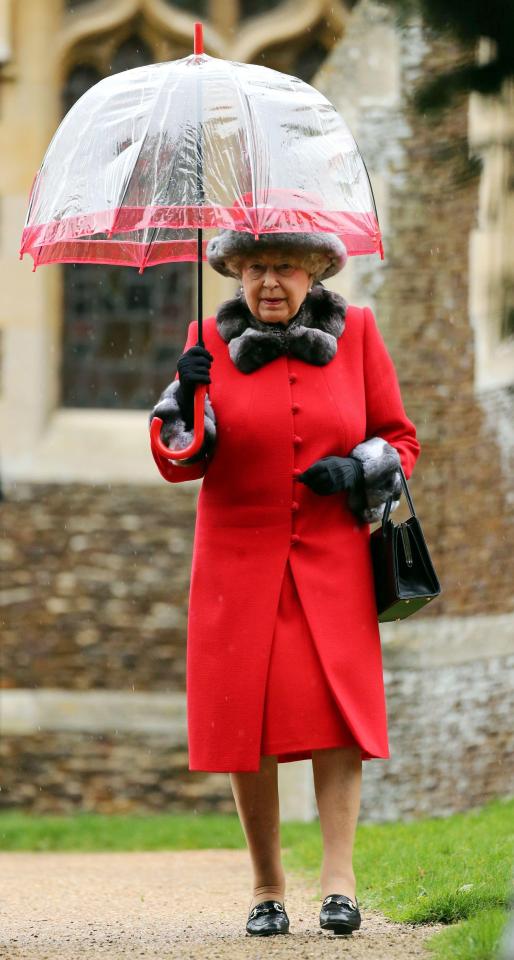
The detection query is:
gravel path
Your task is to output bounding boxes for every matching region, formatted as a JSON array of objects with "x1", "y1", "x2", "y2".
[{"x1": 0, "y1": 850, "x2": 446, "y2": 959}]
